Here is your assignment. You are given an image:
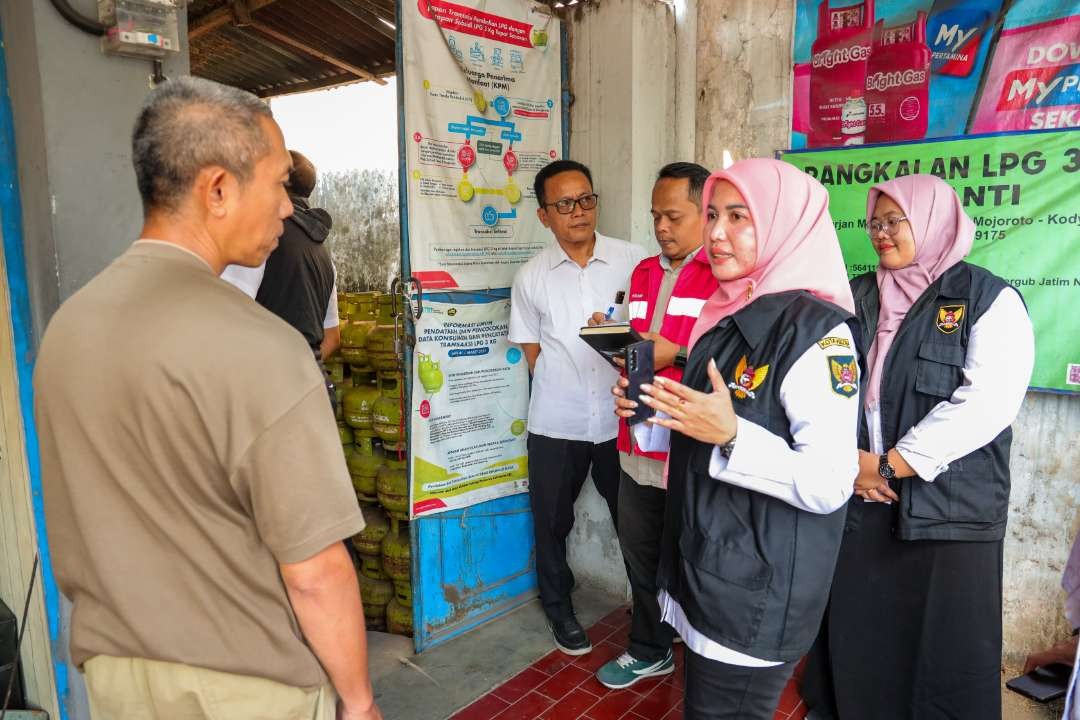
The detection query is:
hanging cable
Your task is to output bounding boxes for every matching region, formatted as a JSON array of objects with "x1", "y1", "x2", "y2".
[{"x1": 48, "y1": 0, "x2": 107, "y2": 36}]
